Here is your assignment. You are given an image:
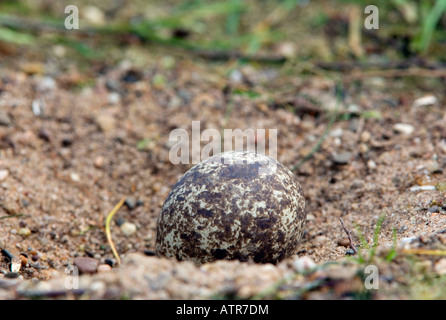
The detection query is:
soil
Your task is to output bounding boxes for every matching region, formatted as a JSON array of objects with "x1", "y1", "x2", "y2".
[{"x1": 1, "y1": 1, "x2": 446, "y2": 300}]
